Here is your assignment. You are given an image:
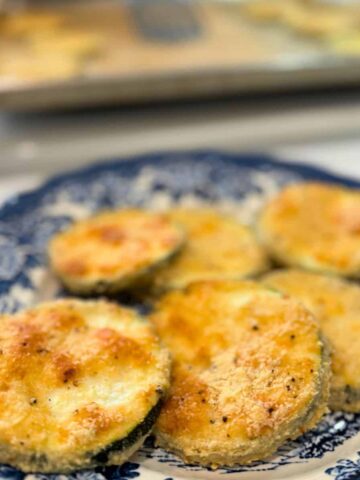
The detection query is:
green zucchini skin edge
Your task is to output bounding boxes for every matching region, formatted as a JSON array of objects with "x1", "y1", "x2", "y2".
[
  {"x1": 155, "y1": 335, "x2": 331, "y2": 467},
  {"x1": 330, "y1": 385, "x2": 360, "y2": 412},
  {"x1": 55, "y1": 236, "x2": 185, "y2": 297},
  {"x1": 0, "y1": 399, "x2": 163, "y2": 473},
  {"x1": 92, "y1": 399, "x2": 163, "y2": 464}
]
